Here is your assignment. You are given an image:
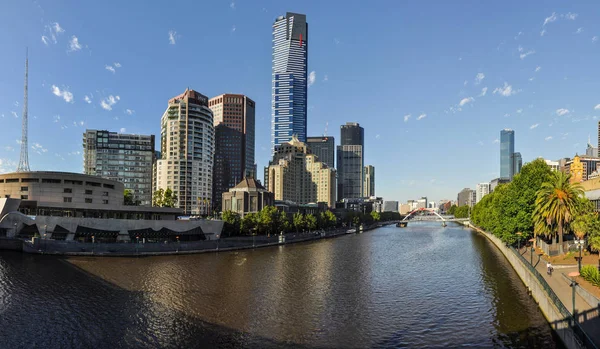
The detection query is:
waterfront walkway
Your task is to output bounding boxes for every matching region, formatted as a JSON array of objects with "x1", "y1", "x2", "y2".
[{"x1": 518, "y1": 246, "x2": 600, "y2": 346}]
